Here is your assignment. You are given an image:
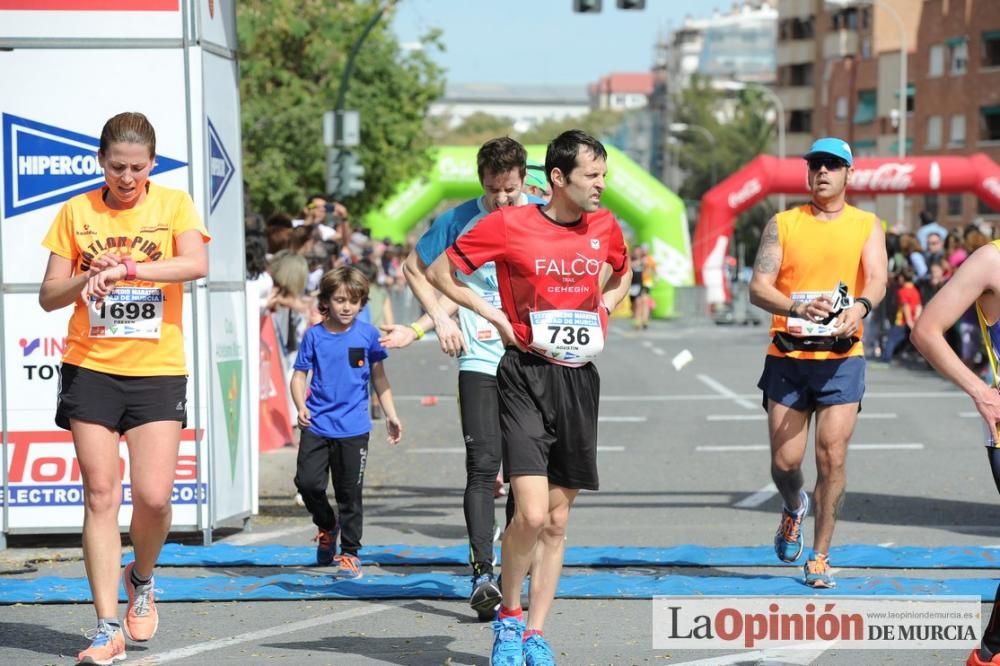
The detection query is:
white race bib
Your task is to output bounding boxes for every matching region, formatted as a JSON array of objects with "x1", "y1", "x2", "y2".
[
  {"x1": 88, "y1": 286, "x2": 164, "y2": 339},
  {"x1": 529, "y1": 309, "x2": 604, "y2": 366},
  {"x1": 786, "y1": 290, "x2": 838, "y2": 337}
]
